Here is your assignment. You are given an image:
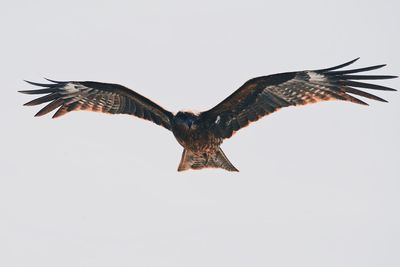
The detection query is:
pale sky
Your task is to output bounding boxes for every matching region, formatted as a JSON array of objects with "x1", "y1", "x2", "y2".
[{"x1": 1, "y1": 0, "x2": 399, "y2": 266}]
